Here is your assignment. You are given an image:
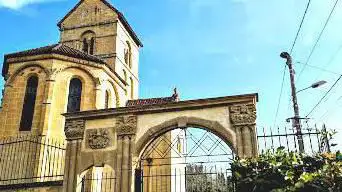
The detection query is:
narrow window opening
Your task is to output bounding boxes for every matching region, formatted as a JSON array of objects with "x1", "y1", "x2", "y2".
[
  {"x1": 105, "y1": 90, "x2": 110, "y2": 109},
  {"x1": 19, "y1": 76, "x2": 38, "y2": 131},
  {"x1": 90, "y1": 37, "x2": 95, "y2": 55},
  {"x1": 123, "y1": 70, "x2": 127, "y2": 82},
  {"x1": 82, "y1": 38, "x2": 88, "y2": 53},
  {"x1": 125, "y1": 41, "x2": 132, "y2": 68},
  {"x1": 130, "y1": 77, "x2": 134, "y2": 99},
  {"x1": 67, "y1": 78, "x2": 82, "y2": 113}
]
